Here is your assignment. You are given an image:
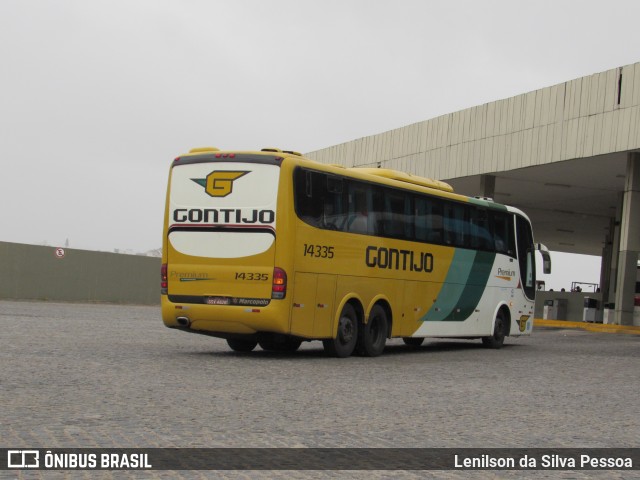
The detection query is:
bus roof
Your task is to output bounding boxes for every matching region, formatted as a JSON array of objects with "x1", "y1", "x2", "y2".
[
  {"x1": 346, "y1": 168, "x2": 453, "y2": 193},
  {"x1": 177, "y1": 147, "x2": 522, "y2": 215}
]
